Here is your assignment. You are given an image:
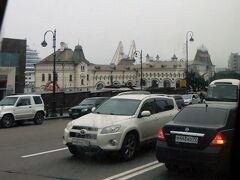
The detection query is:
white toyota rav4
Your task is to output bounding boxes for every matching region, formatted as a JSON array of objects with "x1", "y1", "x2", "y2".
[{"x1": 63, "y1": 93, "x2": 179, "y2": 160}]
